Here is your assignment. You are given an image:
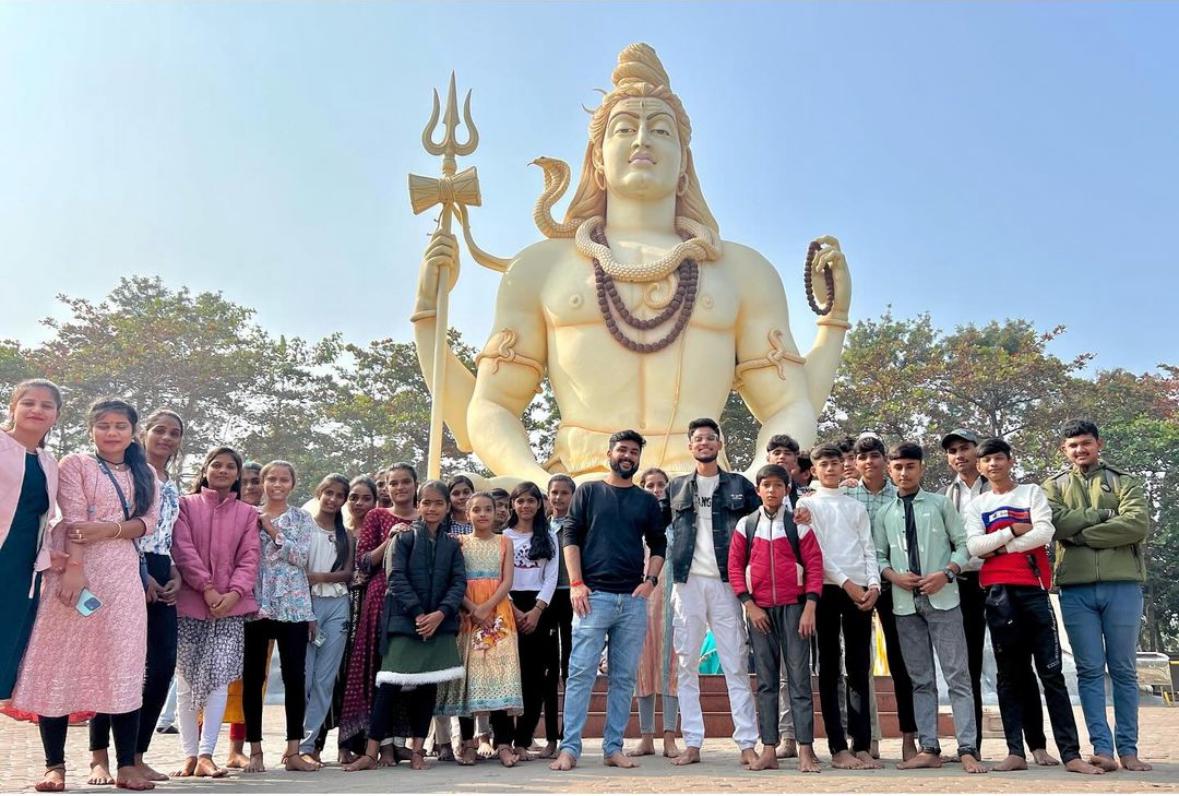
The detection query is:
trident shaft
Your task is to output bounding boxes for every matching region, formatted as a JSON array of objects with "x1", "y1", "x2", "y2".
[{"x1": 409, "y1": 72, "x2": 506, "y2": 480}]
